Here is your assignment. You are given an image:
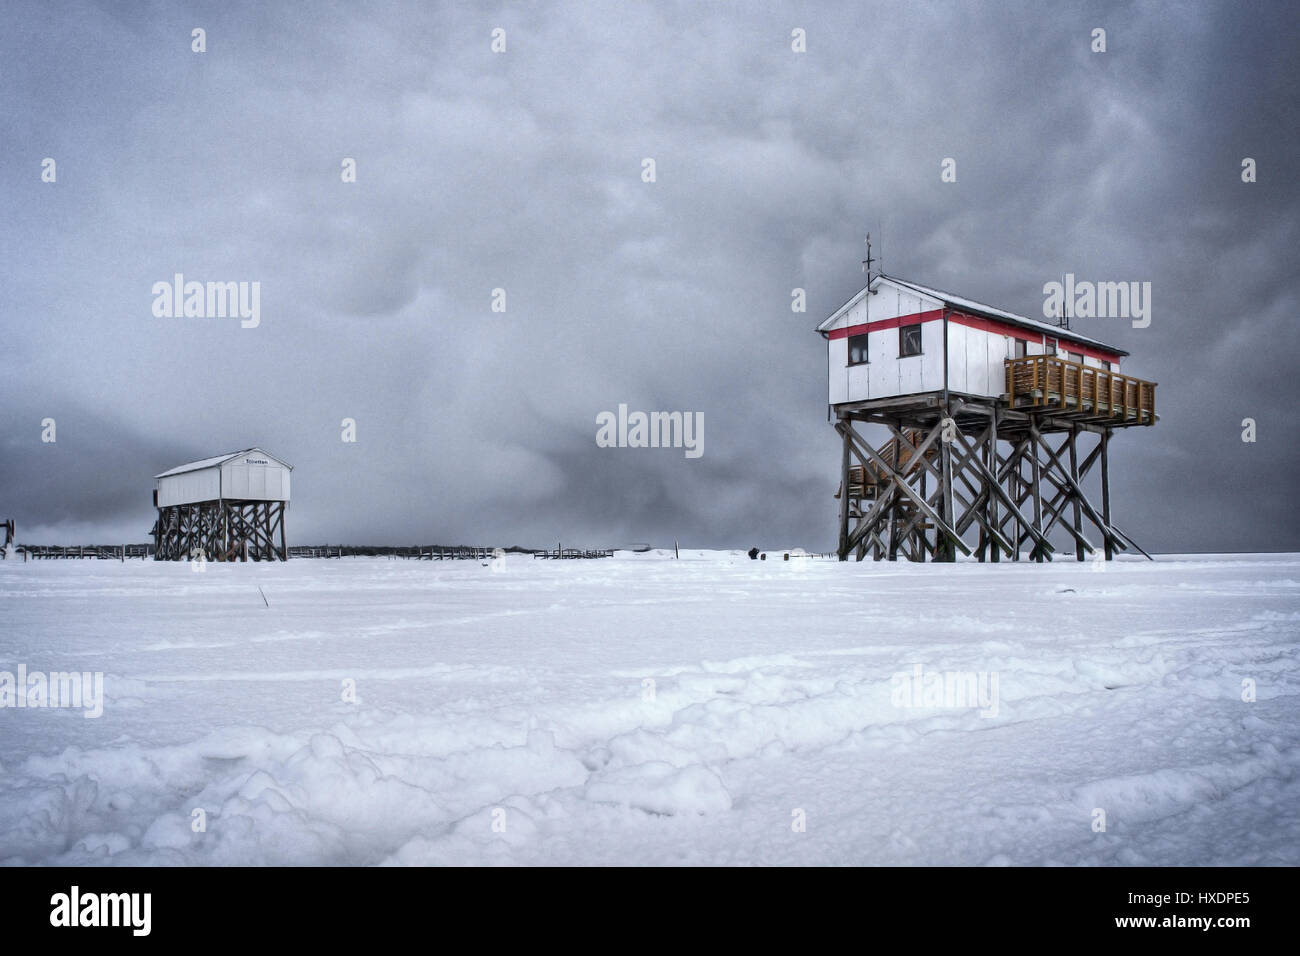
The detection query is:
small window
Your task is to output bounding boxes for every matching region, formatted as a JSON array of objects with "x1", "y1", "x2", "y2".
[
  {"x1": 1067, "y1": 351, "x2": 1083, "y2": 364},
  {"x1": 899, "y1": 324, "x2": 922, "y2": 357},
  {"x1": 847, "y1": 333, "x2": 869, "y2": 366},
  {"x1": 1102, "y1": 360, "x2": 1113, "y2": 371},
  {"x1": 1014, "y1": 339, "x2": 1027, "y2": 358}
]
